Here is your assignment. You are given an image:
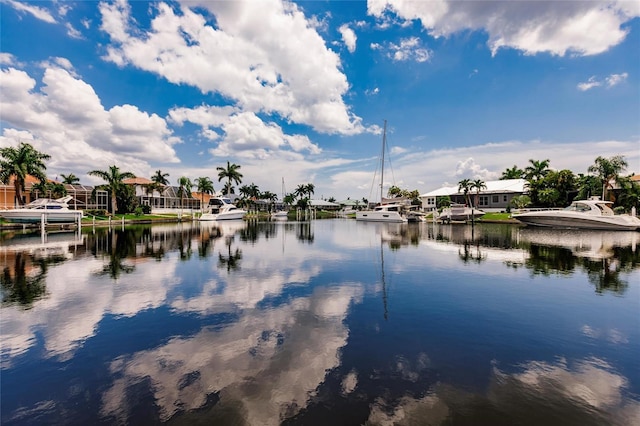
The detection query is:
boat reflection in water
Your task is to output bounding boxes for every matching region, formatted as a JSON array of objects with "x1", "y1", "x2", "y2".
[{"x1": 0, "y1": 221, "x2": 638, "y2": 425}]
